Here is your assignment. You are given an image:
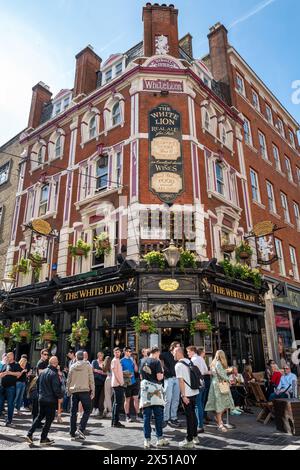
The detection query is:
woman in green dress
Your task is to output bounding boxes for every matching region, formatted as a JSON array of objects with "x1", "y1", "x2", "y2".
[{"x1": 205, "y1": 350, "x2": 235, "y2": 432}]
